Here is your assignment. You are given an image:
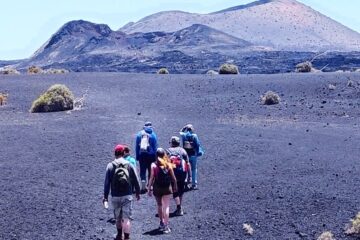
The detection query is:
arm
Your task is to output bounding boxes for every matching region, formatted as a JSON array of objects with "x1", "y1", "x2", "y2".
[
  {"x1": 135, "y1": 133, "x2": 140, "y2": 160},
  {"x1": 103, "y1": 163, "x2": 113, "y2": 201},
  {"x1": 147, "y1": 164, "x2": 156, "y2": 196},
  {"x1": 152, "y1": 132, "x2": 158, "y2": 151},
  {"x1": 169, "y1": 168, "x2": 178, "y2": 193},
  {"x1": 129, "y1": 164, "x2": 141, "y2": 200},
  {"x1": 193, "y1": 134, "x2": 203, "y2": 156}
]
